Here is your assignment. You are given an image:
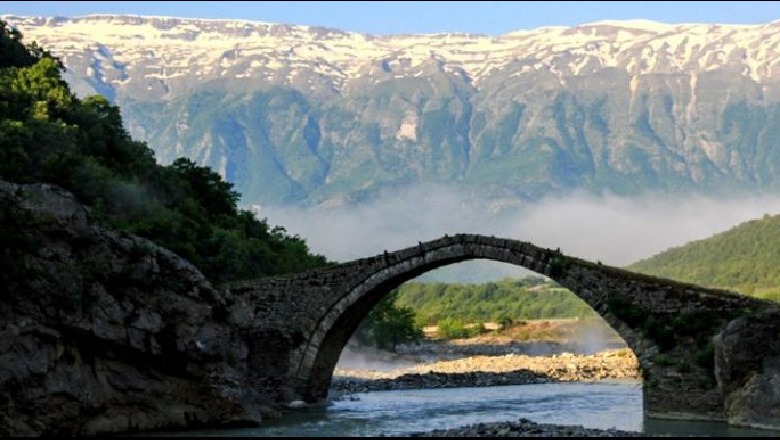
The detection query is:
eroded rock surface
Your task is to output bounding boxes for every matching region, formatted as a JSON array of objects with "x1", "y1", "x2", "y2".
[
  {"x1": 714, "y1": 308, "x2": 780, "y2": 430},
  {"x1": 0, "y1": 181, "x2": 264, "y2": 436}
]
